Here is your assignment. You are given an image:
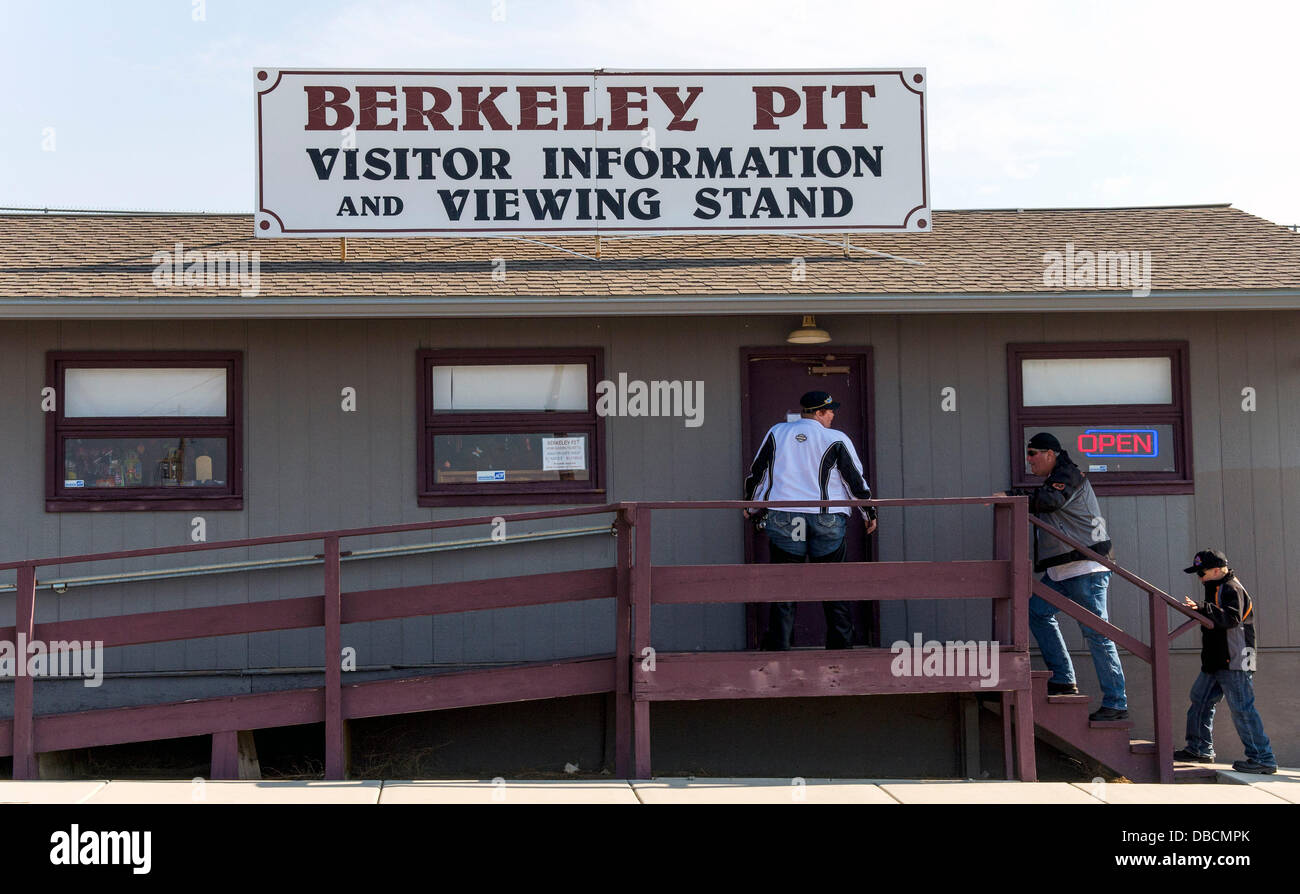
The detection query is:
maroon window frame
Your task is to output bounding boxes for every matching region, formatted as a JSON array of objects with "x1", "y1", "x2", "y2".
[
  {"x1": 1008, "y1": 342, "x2": 1192, "y2": 496},
  {"x1": 417, "y1": 348, "x2": 607, "y2": 507},
  {"x1": 46, "y1": 351, "x2": 244, "y2": 511}
]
